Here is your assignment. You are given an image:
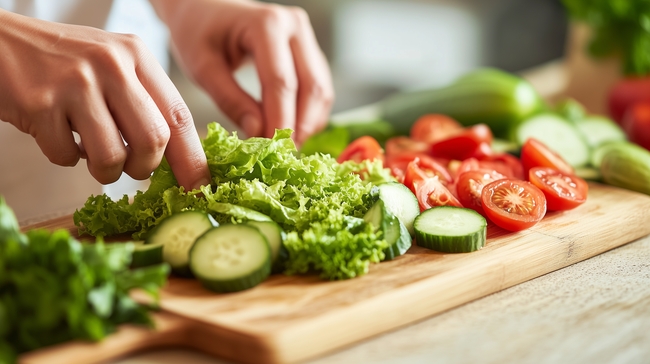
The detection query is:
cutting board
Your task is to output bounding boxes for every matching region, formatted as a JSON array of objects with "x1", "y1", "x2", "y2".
[{"x1": 18, "y1": 182, "x2": 650, "y2": 364}]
